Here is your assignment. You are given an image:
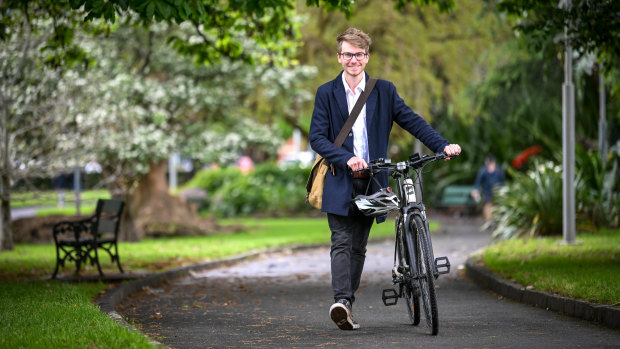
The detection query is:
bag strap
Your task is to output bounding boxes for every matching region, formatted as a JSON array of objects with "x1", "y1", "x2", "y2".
[{"x1": 333, "y1": 77, "x2": 377, "y2": 148}]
